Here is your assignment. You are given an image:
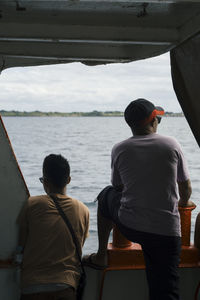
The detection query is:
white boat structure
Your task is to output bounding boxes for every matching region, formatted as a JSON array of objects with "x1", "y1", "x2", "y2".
[{"x1": 0, "y1": 1, "x2": 199, "y2": 299}]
